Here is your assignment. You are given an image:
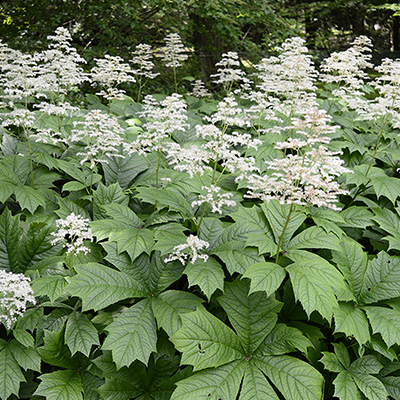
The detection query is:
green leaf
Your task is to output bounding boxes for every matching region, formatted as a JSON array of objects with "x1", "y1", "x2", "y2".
[
  {"x1": 333, "y1": 302, "x2": 370, "y2": 345},
  {"x1": 103, "y1": 298, "x2": 157, "y2": 368},
  {"x1": 332, "y1": 237, "x2": 368, "y2": 301},
  {"x1": 262, "y1": 201, "x2": 306, "y2": 247},
  {"x1": 359, "y1": 251, "x2": 400, "y2": 304},
  {"x1": 372, "y1": 207, "x2": 400, "y2": 238},
  {"x1": 32, "y1": 275, "x2": 68, "y2": 302},
  {"x1": 333, "y1": 342, "x2": 351, "y2": 369},
  {"x1": 242, "y1": 262, "x2": 286, "y2": 296},
  {"x1": 152, "y1": 290, "x2": 203, "y2": 336},
  {"x1": 320, "y1": 352, "x2": 346, "y2": 373},
  {"x1": 136, "y1": 187, "x2": 193, "y2": 217},
  {"x1": 171, "y1": 360, "x2": 244, "y2": 400},
  {"x1": 240, "y1": 363, "x2": 280, "y2": 400},
  {"x1": 170, "y1": 306, "x2": 243, "y2": 371},
  {"x1": 255, "y1": 355, "x2": 324, "y2": 400},
  {"x1": 92, "y1": 182, "x2": 129, "y2": 220},
  {"x1": 258, "y1": 324, "x2": 313, "y2": 356},
  {"x1": 198, "y1": 217, "x2": 224, "y2": 251},
  {"x1": 351, "y1": 372, "x2": 388, "y2": 400},
  {"x1": 0, "y1": 344, "x2": 25, "y2": 400},
  {"x1": 102, "y1": 153, "x2": 148, "y2": 189},
  {"x1": 109, "y1": 228, "x2": 154, "y2": 261},
  {"x1": 286, "y1": 251, "x2": 346, "y2": 321},
  {"x1": 364, "y1": 306, "x2": 400, "y2": 348},
  {"x1": 55, "y1": 197, "x2": 90, "y2": 220},
  {"x1": 67, "y1": 263, "x2": 148, "y2": 311},
  {"x1": 14, "y1": 186, "x2": 47, "y2": 214},
  {"x1": 287, "y1": 226, "x2": 341, "y2": 251},
  {"x1": 13, "y1": 329, "x2": 34, "y2": 348},
  {"x1": 349, "y1": 355, "x2": 383, "y2": 375},
  {"x1": 381, "y1": 376, "x2": 400, "y2": 399},
  {"x1": 37, "y1": 330, "x2": 79, "y2": 369},
  {"x1": 8, "y1": 339, "x2": 41, "y2": 372},
  {"x1": 217, "y1": 279, "x2": 282, "y2": 353},
  {"x1": 35, "y1": 370, "x2": 83, "y2": 400},
  {"x1": 334, "y1": 370, "x2": 360, "y2": 400},
  {"x1": 212, "y1": 240, "x2": 264, "y2": 274},
  {"x1": 0, "y1": 209, "x2": 23, "y2": 272},
  {"x1": 62, "y1": 181, "x2": 87, "y2": 192},
  {"x1": 371, "y1": 175, "x2": 400, "y2": 204},
  {"x1": 339, "y1": 206, "x2": 374, "y2": 229},
  {"x1": 64, "y1": 312, "x2": 100, "y2": 357},
  {"x1": 153, "y1": 223, "x2": 187, "y2": 255},
  {"x1": 0, "y1": 183, "x2": 13, "y2": 203},
  {"x1": 245, "y1": 233, "x2": 277, "y2": 256},
  {"x1": 184, "y1": 257, "x2": 224, "y2": 301}
]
